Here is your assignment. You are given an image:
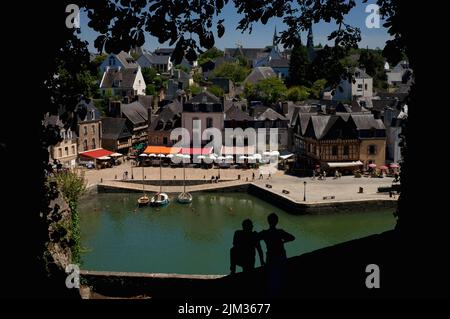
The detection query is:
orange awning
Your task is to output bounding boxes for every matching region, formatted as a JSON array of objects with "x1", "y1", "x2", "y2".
[{"x1": 143, "y1": 146, "x2": 180, "y2": 155}]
